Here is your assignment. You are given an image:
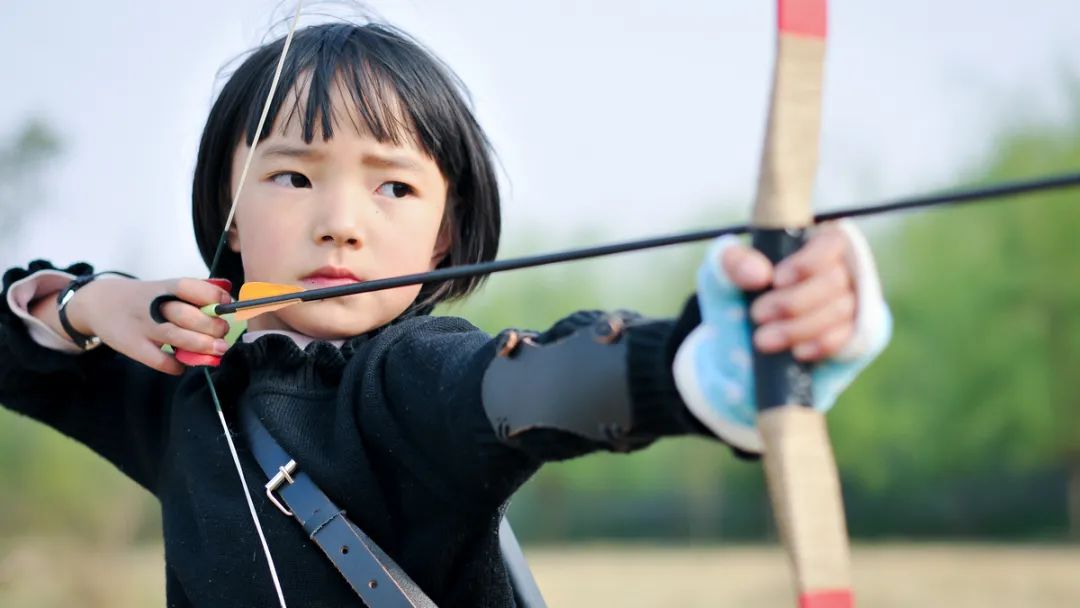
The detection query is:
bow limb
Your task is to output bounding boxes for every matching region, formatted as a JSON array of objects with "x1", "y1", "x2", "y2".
[{"x1": 750, "y1": 2, "x2": 853, "y2": 607}]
